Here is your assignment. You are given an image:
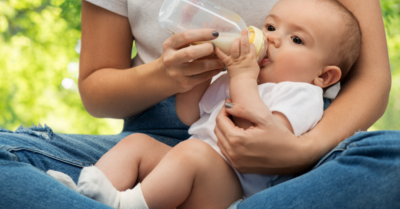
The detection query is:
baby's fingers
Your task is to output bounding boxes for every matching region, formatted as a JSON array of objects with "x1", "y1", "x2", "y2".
[
  {"x1": 230, "y1": 38, "x2": 240, "y2": 60},
  {"x1": 214, "y1": 47, "x2": 230, "y2": 65},
  {"x1": 240, "y1": 29, "x2": 250, "y2": 55}
]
